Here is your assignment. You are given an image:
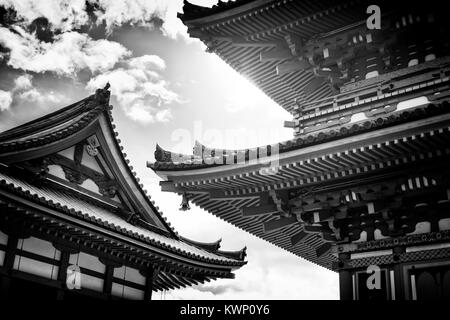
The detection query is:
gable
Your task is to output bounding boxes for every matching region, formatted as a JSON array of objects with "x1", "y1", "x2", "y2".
[
  {"x1": 47, "y1": 140, "x2": 125, "y2": 205},
  {"x1": 0, "y1": 89, "x2": 172, "y2": 235}
]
